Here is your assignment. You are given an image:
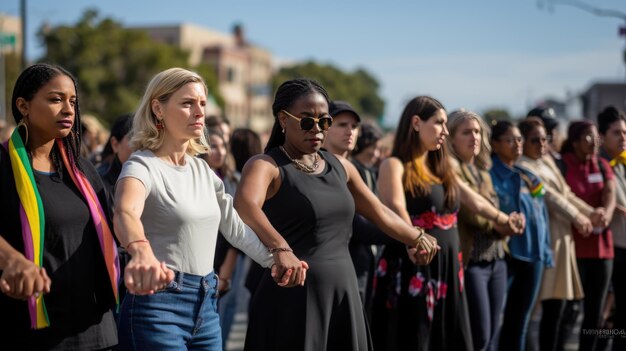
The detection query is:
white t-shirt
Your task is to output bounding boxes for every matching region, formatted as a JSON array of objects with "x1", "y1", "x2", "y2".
[{"x1": 118, "y1": 150, "x2": 273, "y2": 275}]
